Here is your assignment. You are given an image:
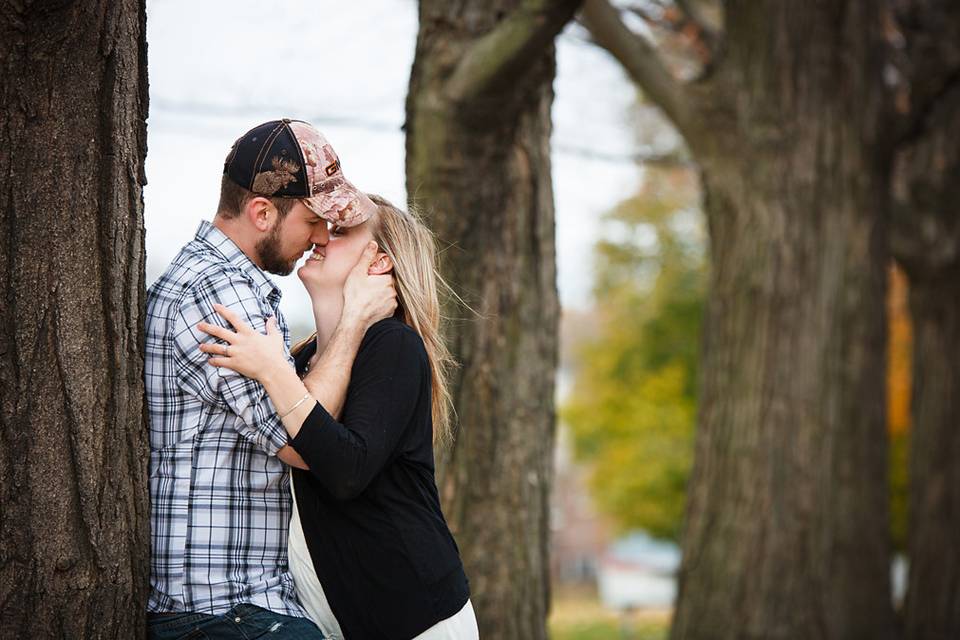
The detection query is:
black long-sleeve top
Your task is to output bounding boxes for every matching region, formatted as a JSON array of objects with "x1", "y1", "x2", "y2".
[{"x1": 290, "y1": 318, "x2": 469, "y2": 639}]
